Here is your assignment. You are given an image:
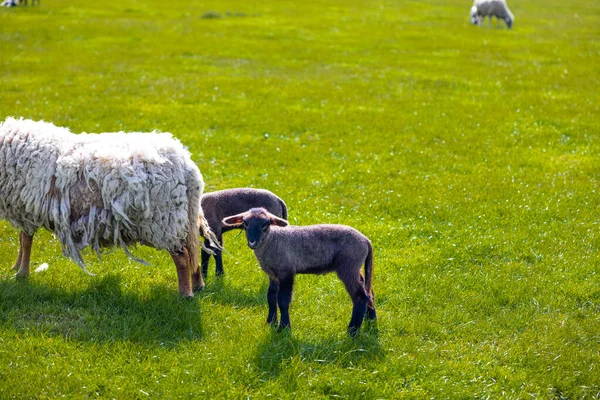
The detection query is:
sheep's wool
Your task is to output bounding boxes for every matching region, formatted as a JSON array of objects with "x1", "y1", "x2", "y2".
[{"x1": 0, "y1": 117, "x2": 204, "y2": 271}]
